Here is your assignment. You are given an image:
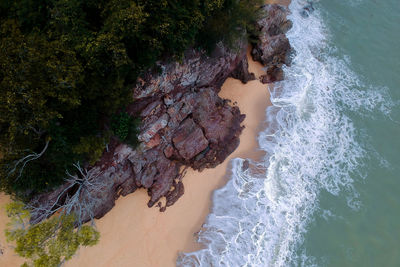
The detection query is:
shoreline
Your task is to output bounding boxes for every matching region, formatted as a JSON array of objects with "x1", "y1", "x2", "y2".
[
  {"x1": 0, "y1": 50, "x2": 272, "y2": 267},
  {"x1": 0, "y1": 1, "x2": 290, "y2": 265},
  {"x1": 64, "y1": 50, "x2": 271, "y2": 267}
]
